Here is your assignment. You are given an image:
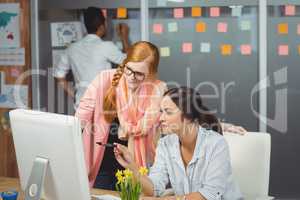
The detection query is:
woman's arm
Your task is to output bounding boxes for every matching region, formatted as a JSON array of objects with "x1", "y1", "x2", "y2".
[
  {"x1": 140, "y1": 192, "x2": 206, "y2": 200},
  {"x1": 114, "y1": 144, "x2": 155, "y2": 196}
]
